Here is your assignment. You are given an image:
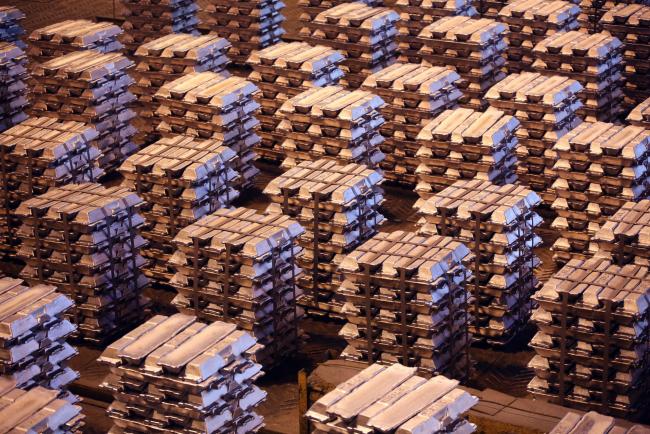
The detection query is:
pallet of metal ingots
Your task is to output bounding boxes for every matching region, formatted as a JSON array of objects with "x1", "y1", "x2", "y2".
[
  {"x1": 246, "y1": 41, "x2": 345, "y2": 161},
  {"x1": 498, "y1": 0, "x2": 580, "y2": 73},
  {"x1": 551, "y1": 411, "x2": 649, "y2": 433},
  {"x1": 167, "y1": 207, "x2": 303, "y2": 367},
  {"x1": 627, "y1": 95, "x2": 650, "y2": 130},
  {"x1": 593, "y1": 200, "x2": 650, "y2": 265},
  {"x1": 0, "y1": 381, "x2": 85, "y2": 432},
  {"x1": 99, "y1": 314, "x2": 266, "y2": 433},
  {"x1": 15, "y1": 183, "x2": 150, "y2": 344},
  {"x1": 337, "y1": 230, "x2": 473, "y2": 377},
  {"x1": 119, "y1": 0, "x2": 199, "y2": 54},
  {"x1": 528, "y1": 257, "x2": 650, "y2": 418},
  {"x1": 299, "y1": 3, "x2": 400, "y2": 88},
  {"x1": 0, "y1": 277, "x2": 78, "y2": 397},
  {"x1": 298, "y1": 0, "x2": 384, "y2": 22},
  {"x1": 361, "y1": 63, "x2": 463, "y2": 185},
  {"x1": 485, "y1": 72, "x2": 584, "y2": 204},
  {"x1": 200, "y1": 0, "x2": 286, "y2": 64},
  {"x1": 306, "y1": 363, "x2": 479, "y2": 433},
  {"x1": 29, "y1": 51, "x2": 139, "y2": 172},
  {"x1": 119, "y1": 136, "x2": 240, "y2": 283},
  {"x1": 532, "y1": 31, "x2": 625, "y2": 122},
  {"x1": 414, "y1": 107, "x2": 519, "y2": 199},
  {"x1": 417, "y1": 180, "x2": 543, "y2": 345},
  {"x1": 26, "y1": 20, "x2": 123, "y2": 64},
  {"x1": 0, "y1": 42, "x2": 29, "y2": 133},
  {"x1": 154, "y1": 71, "x2": 261, "y2": 188},
  {"x1": 0, "y1": 117, "x2": 102, "y2": 262},
  {"x1": 276, "y1": 85, "x2": 386, "y2": 169},
  {"x1": 600, "y1": 4, "x2": 650, "y2": 106},
  {"x1": 417, "y1": 16, "x2": 508, "y2": 111},
  {"x1": 263, "y1": 159, "x2": 385, "y2": 318},
  {"x1": 130, "y1": 34, "x2": 231, "y2": 145},
  {"x1": 550, "y1": 122, "x2": 650, "y2": 266},
  {"x1": 394, "y1": 0, "x2": 477, "y2": 64},
  {"x1": 0, "y1": 6, "x2": 25, "y2": 48}
]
